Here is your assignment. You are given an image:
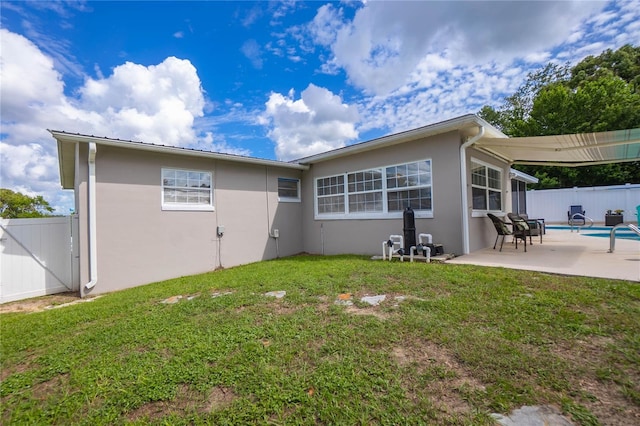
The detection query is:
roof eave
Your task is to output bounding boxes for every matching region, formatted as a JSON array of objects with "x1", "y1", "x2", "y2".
[
  {"x1": 295, "y1": 114, "x2": 507, "y2": 165},
  {"x1": 57, "y1": 139, "x2": 76, "y2": 189},
  {"x1": 49, "y1": 130, "x2": 309, "y2": 172},
  {"x1": 509, "y1": 168, "x2": 539, "y2": 183}
]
